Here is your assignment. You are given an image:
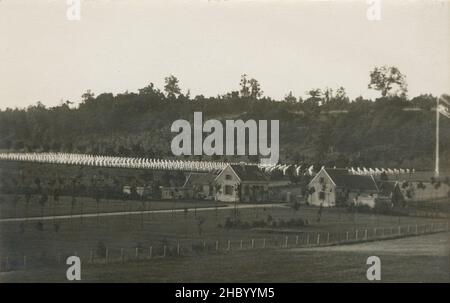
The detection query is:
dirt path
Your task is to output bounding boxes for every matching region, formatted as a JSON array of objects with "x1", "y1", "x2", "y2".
[
  {"x1": 0, "y1": 203, "x2": 286, "y2": 223},
  {"x1": 289, "y1": 231, "x2": 450, "y2": 257}
]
